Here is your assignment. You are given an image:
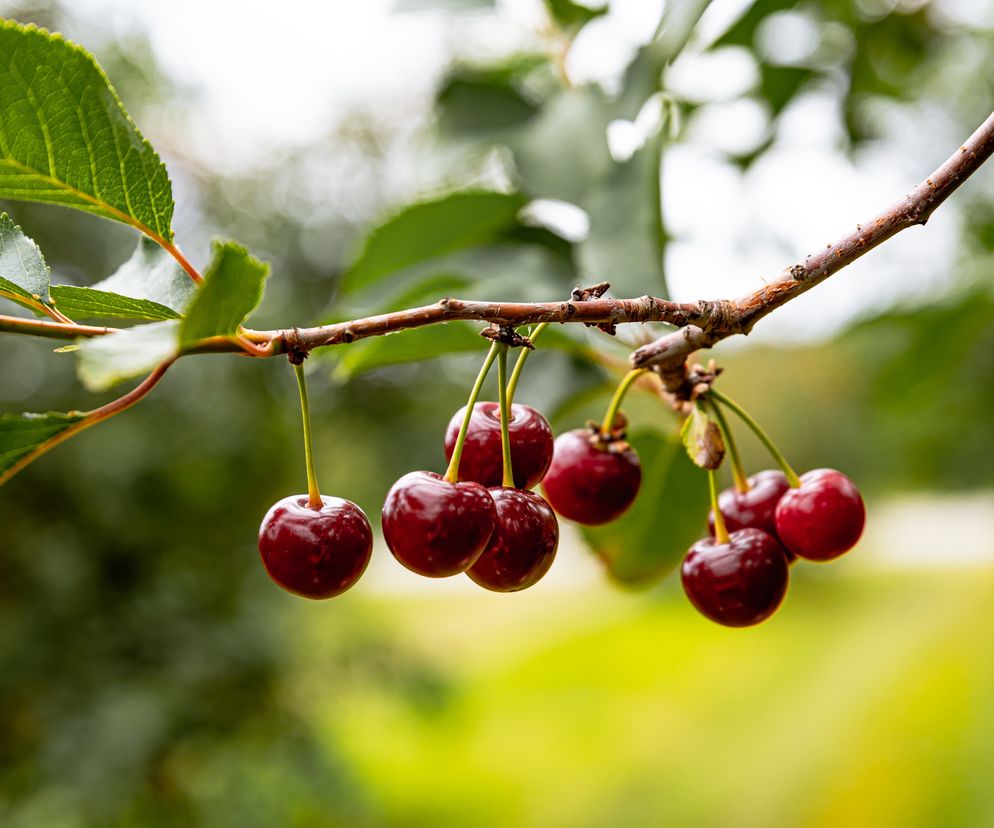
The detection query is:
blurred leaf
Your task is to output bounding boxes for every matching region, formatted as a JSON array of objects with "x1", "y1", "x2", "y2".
[
  {"x1": 543, "y1": 0, "x2": 607, "y2": 30},
  {"x1": 0, "y1": 211, "x2": 50, "y2": 312},
  {"x1": 88, "y1": 236, "x2": 197, "y2": 315},
  {"x1": 760, "y1": 65, "x2": 817, "y2": 116},
  {"x1": 327, "y1": 273, "x2": 474, "y2": 325},
  {"x1": 581, "y1": 429, "x2": 708, "y2": 586},
  {"x1": 334, "y1": 323, "x2": 484, "y2": 379},
  {"x1": 48, "y1": 285, "x2": 179, "y2": 321},
  {"x1": 0, "y1": 20, "x2": 174, "y2": 239},
  {"x1": 577, "y1": 129, "x2": 665, "y2": 296},
  {"x1": 0, "y1": 410, "x2": 84, "y2": 478},
  {"x1": 656, "y1": 0, "x2": 714, "y2": 64},
  {"x1": 680, "y1": 403, "x2": 724, "y2": 470},
  {"x1": 438, "y1": 68, "x2": 542, "y2": 136},
  {"x1": 343, "y1": 191, "x2": 528, "y2": 293},
  {"x1": 77, "y1": 319, "x2": 178, "y2": 391},
  {"x1": 180, "y1": 241, "x2": 269, "y2": 346}
]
